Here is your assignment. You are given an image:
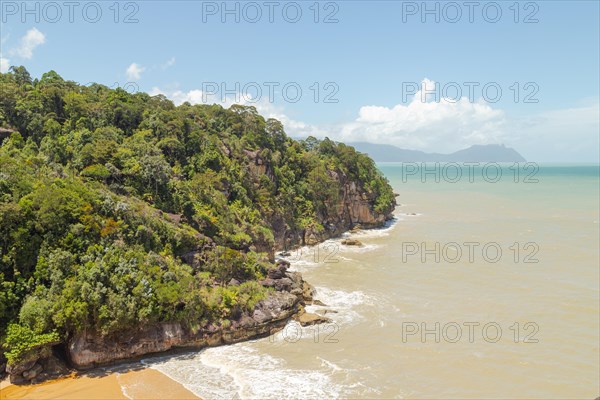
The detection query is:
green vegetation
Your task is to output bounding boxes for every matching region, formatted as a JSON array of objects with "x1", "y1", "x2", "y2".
[
  {"x1": 0, "y1": 67, "x2": 395, "y2": 365},
  {"x1": 3, "y1": 324, "x2": 60, "y2": 366}
]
